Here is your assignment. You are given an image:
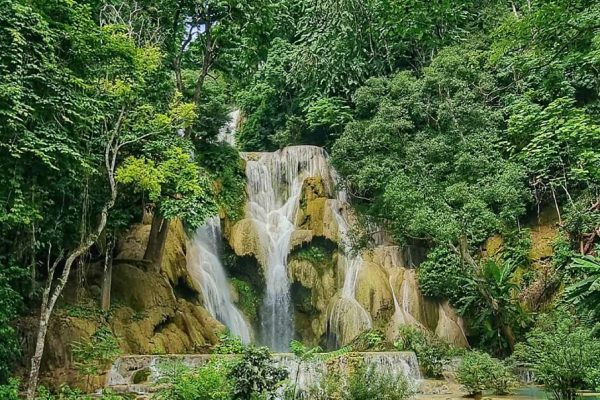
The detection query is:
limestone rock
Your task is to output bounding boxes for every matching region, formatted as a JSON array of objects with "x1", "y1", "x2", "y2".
[
  {"x1": 227, "y1": 218, "x2": 265, "y2": 266},
  {"x1": 435, "y1": 301, "x2": 469, "y2": 348},
  {"x1": 355, "y1": 260, "x2": 394, "y2": 322},
  {"x1": 289, "y1": 230, "x2": 314, "y2": 252}
]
